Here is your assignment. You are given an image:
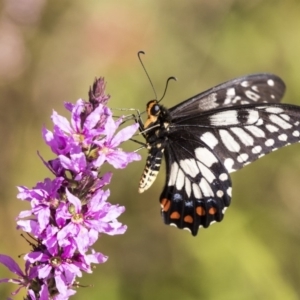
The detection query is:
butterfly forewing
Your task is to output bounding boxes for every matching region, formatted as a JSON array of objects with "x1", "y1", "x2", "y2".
[
  {"x1": 172, "y1": 103, "x2": 300, "y2": 173},
  {"x1": 170, "y1": 73, "x2": 285, "y2": 117},
  {"x1": 139, "y1": 73, "x2": 297, "y2": 236}
]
